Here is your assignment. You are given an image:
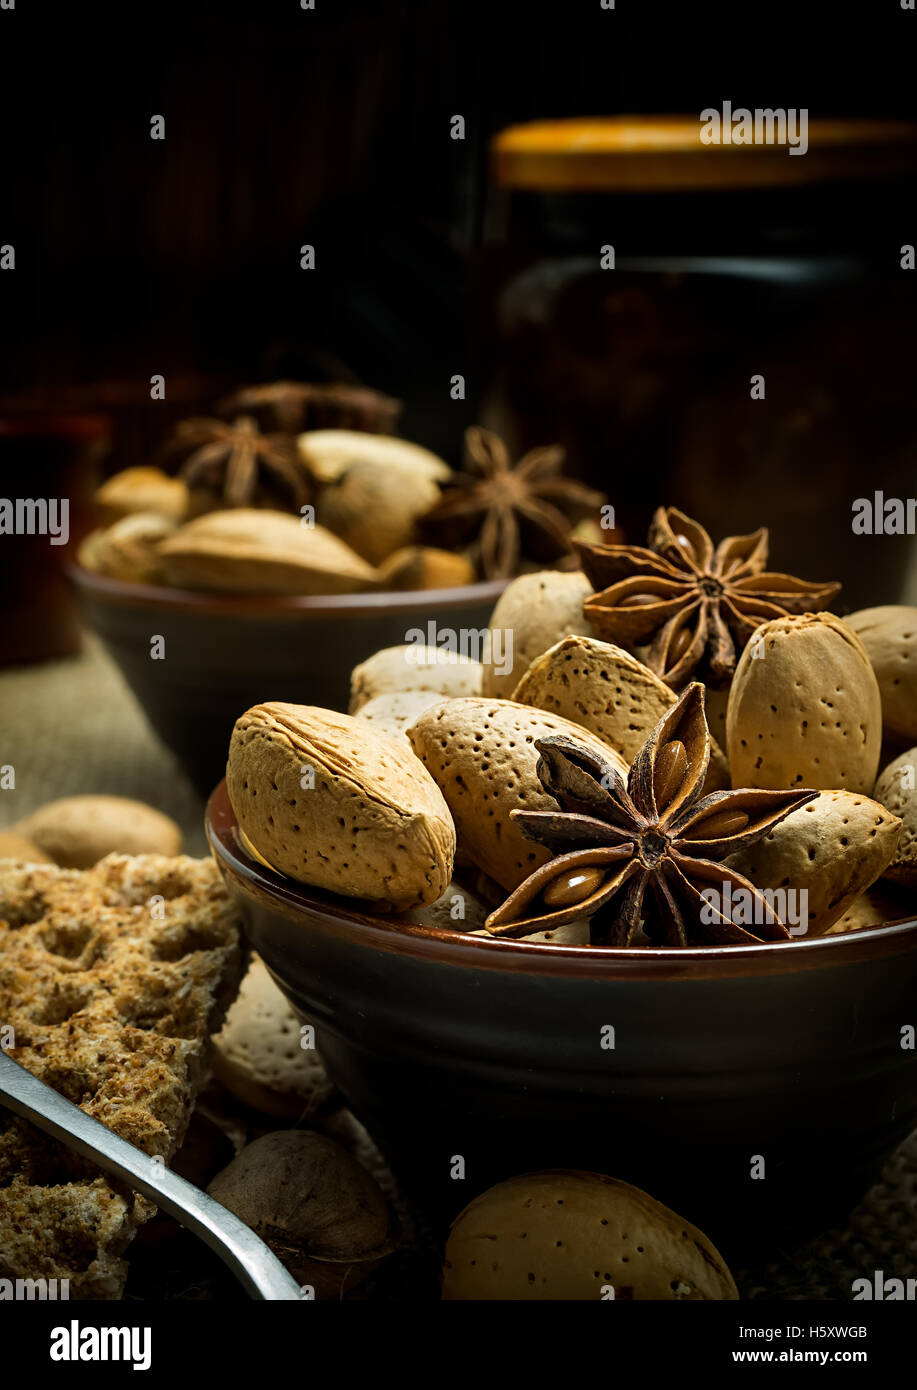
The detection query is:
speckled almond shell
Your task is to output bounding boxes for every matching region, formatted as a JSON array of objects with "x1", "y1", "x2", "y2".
[
  {"x1": 407, "y1": 697, "x2": 627, "y2": 892},
  {"x1": 227, "y1": 702, "x2": 455, "y2": 908},
  {"x1": 725, "y1": 790, "x2": 902, "y2": 936},
  {"x1": 18, "y1": 795, "x2": 182, "y2": 869},
  {"x1": 349, "y1": 643, "x2": 483, "y2": 713},
  {"x1": 481, "y1": 569, "x2": 593, "y2": 698},
  {"x1": 353, "y1": 689, "x2": 444, "y2": 744},
  {"x1": 404, "y1": 880, "x2": 490, "y2": 932},
  {"x1": 212, "y1": 953, "x2": 335, "y2": 1118},
  {"x1": 511, "y1": 634, "x2": 730, "y2": 791},
  {"x1": 442, "y1": 1170, "x2": 738, "y2": 1301},
  {"x1": 847, "y1": 606, "x2": 917, "y2": 743},
  {"x1": 726, "y1": 612, "x2": 882, "y2": 793},
  {"x1": 874, "y1": 747, "x2": 917, "y2": 887},
  {"x1": 159, "y1": 509, "x2": 377, "y2": 595},
  {"x1": 826, "y1": 882, "x2": 914, "y2": 934},
  {"x1": 315, "y1": 459, "x2": 441, "y2": 567}
]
